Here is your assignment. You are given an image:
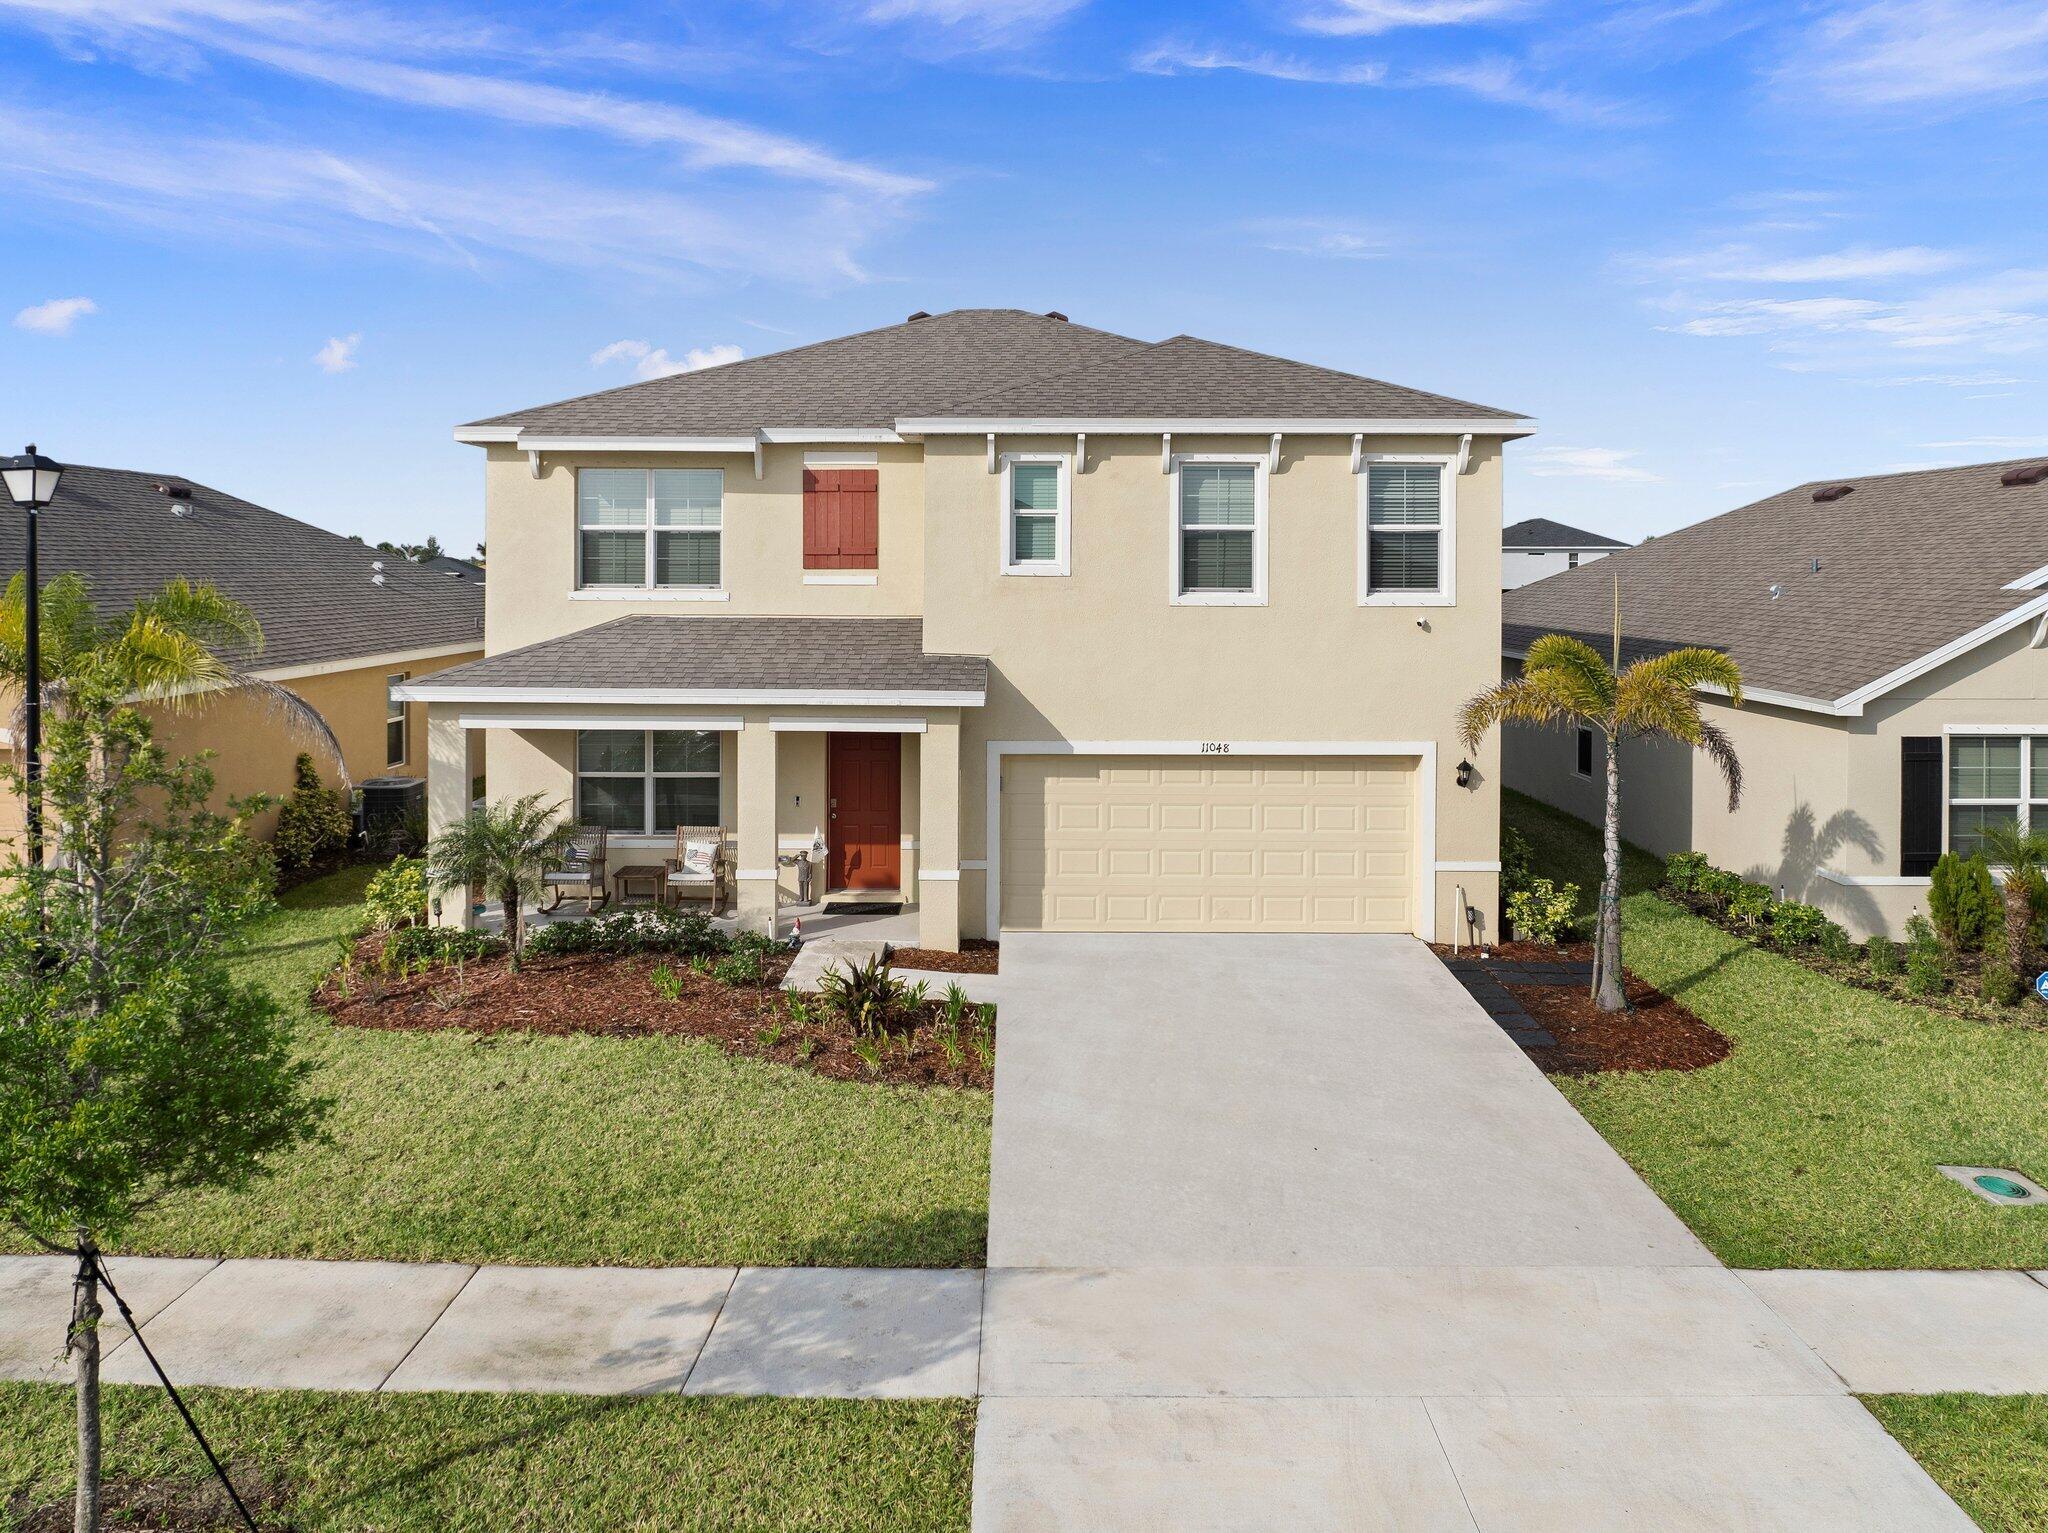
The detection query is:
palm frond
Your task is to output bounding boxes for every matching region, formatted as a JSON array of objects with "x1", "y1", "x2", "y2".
[
  {"x1": 130, "y1": 578, "x2": 264, "y2": 661},
  {"x1": 1695, "y1": 715, "x2": 1744, "y2": 810},
  {"x1": 1461, "y1": 678, "x2": 1580, "y2": 753},
  {"x1": 1522, "y1": 634, "x2": 1618, "y2": 713},
  {"x1": 222, "y1": 673, "x2": 348, "y2": 785},
  {"x1": 1625, "y1": 646, "x2": 1744, "y2": 708}
]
